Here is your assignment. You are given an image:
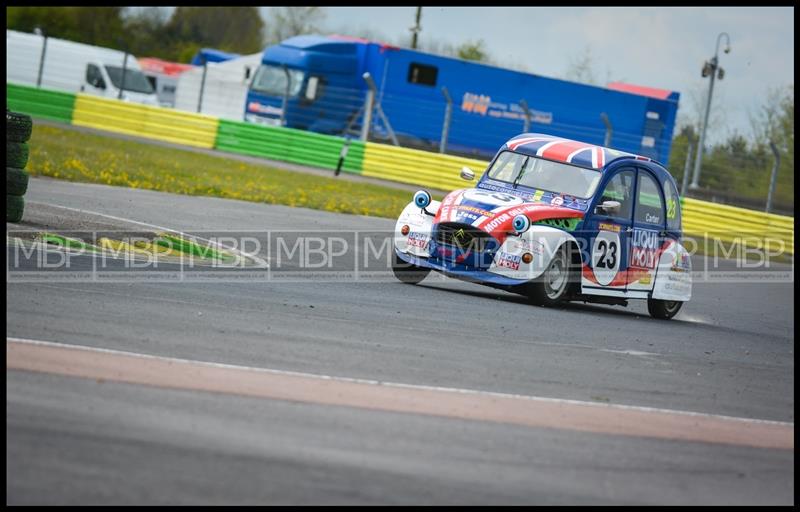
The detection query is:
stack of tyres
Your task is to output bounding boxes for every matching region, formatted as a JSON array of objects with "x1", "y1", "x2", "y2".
[{"x1": 7, "y1": 110, "x2": 33, "y2": 223}]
